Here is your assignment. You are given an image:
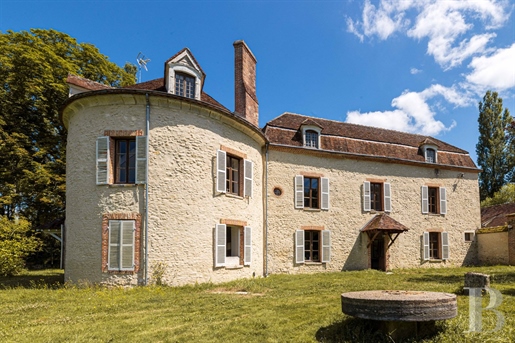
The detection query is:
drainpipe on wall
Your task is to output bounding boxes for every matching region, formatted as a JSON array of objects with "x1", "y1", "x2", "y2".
[
  {"x1": 265, "y1": 143, "x2": 269, "y2": 277},
  {"x1": 144, "y1": 93, "x2": 150, "y2": 285}
]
